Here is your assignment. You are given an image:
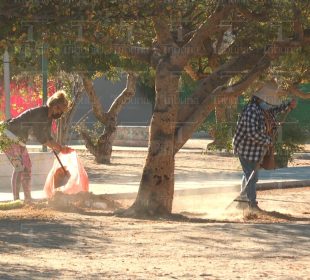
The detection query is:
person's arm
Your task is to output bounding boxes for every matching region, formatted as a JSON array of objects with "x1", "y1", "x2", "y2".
[
  {"x1": 269, "y1": 99, "x2": 296, "y2": 115},
  {"x1": 33, "y1": 119, "x2": 72, "y2": 153},
  {"x1": 44, "y1": 139, "x2": 72, "y2": 153}
]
